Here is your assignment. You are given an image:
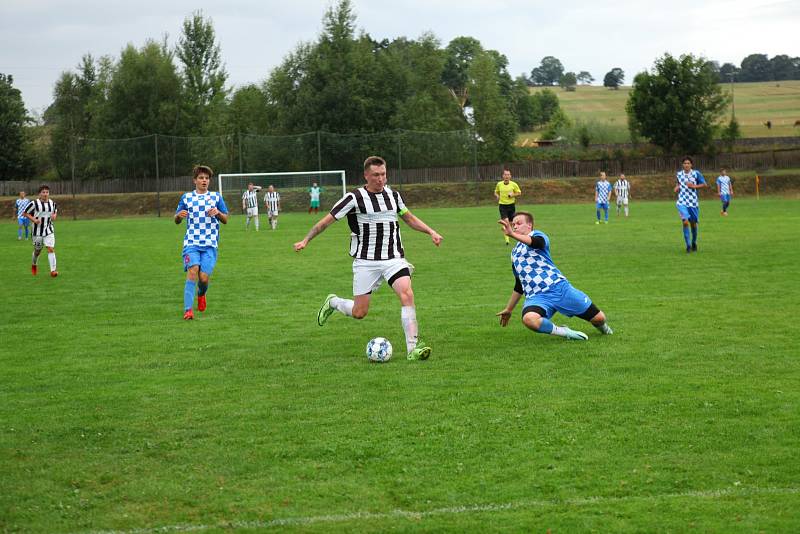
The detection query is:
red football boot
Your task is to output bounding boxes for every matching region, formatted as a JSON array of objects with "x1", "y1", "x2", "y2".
[
  {"x1": 31, "y1": 265, "x2": 37, "y2": 276},
  {"x1": 50, "y1": 271, "x2": 58, "y2": 277},
  {"x1": 183, "y1": 309, "x2": 194, "y2": 320},
  {"x1": 198, "y1": 295, "x2": 206, "y2": 312}
]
